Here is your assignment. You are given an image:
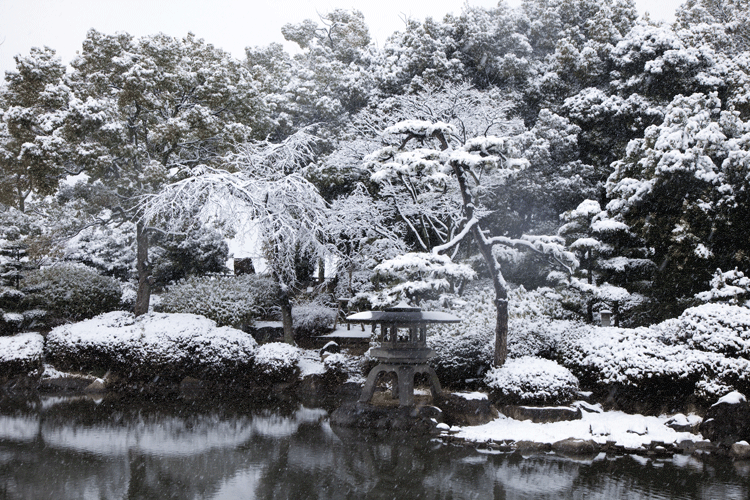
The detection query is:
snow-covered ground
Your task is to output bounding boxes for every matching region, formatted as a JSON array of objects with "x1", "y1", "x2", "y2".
[{"x1": 447, "y1": 408, "x2": 705, "y2": 450}]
